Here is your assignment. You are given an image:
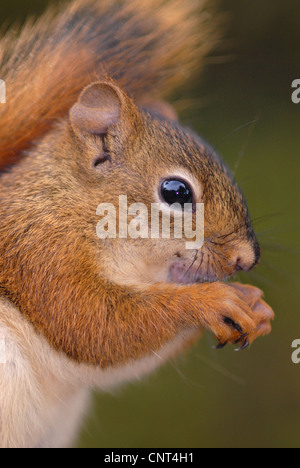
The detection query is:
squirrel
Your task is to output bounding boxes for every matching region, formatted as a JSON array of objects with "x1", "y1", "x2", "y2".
[{"x1": 0, "y1": 0, "x2": 274, "y2": 448}]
